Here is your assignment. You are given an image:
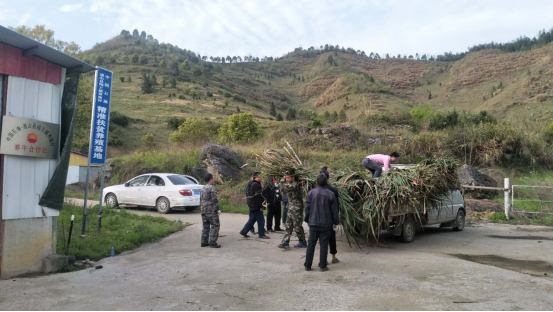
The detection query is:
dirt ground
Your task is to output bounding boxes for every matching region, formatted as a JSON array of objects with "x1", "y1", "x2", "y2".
[{"x1": 1, "y1": 208, "x2": 552, "y2": 311}]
